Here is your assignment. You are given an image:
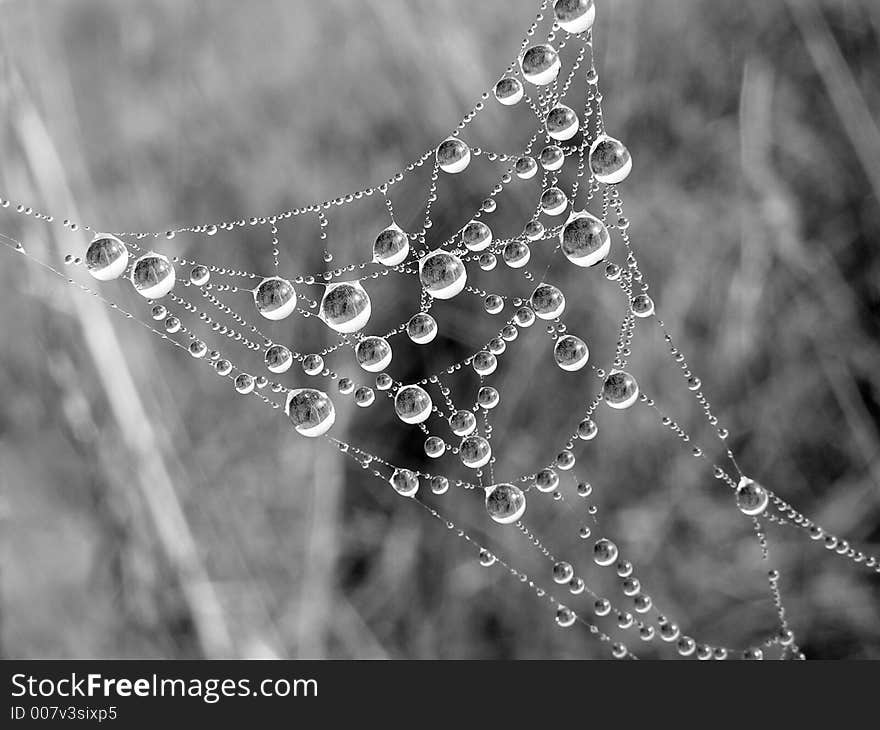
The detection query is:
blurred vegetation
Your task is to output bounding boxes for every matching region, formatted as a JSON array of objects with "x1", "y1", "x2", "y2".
[{"x1": 0, "y1": 0, "x2": 879, "y2": 659}]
